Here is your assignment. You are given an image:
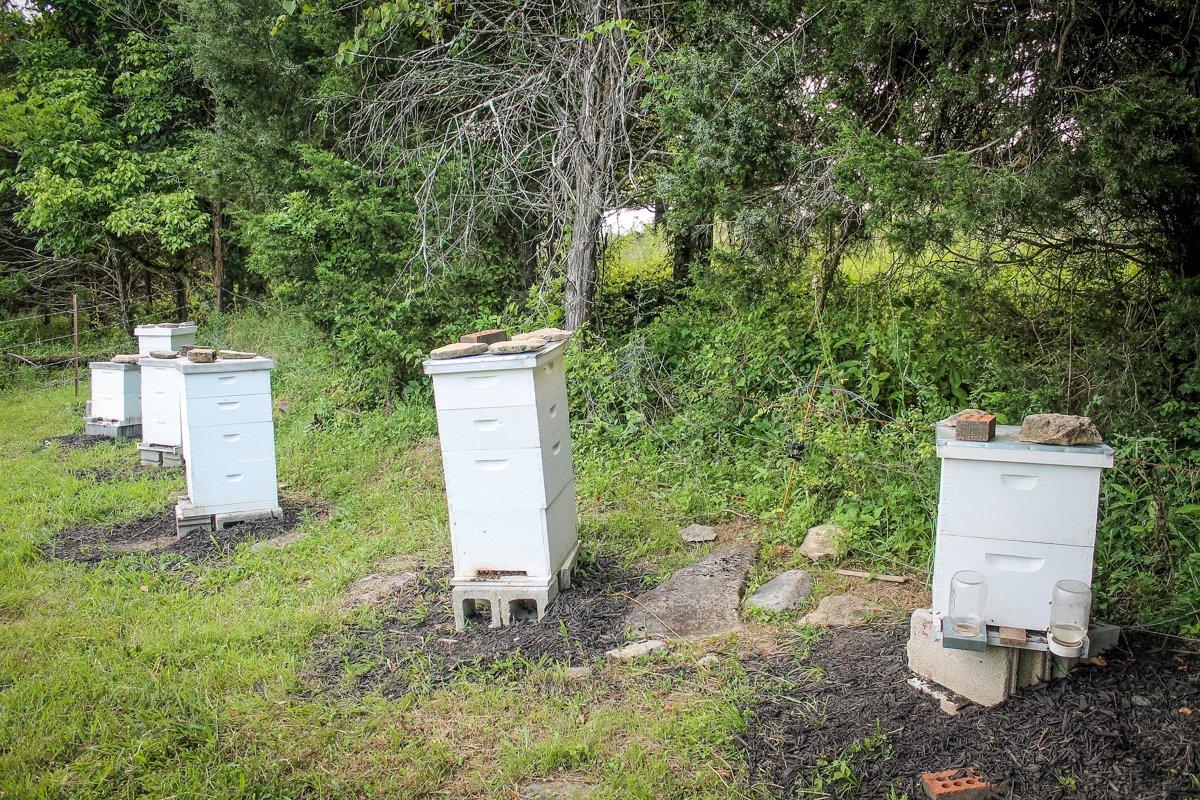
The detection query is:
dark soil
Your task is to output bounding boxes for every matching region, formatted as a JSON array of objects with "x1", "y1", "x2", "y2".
[
  {"x1": 738, "y1": 623, "x2": 1200, "y2": 799},
  {"x1": 40, "y1": 432, "x2": 120, "y2": 452},
  {"x1": 45, "y1": 499, "x2": 323, "y2": 566},
  {"x1": 305, "y1": 556, "x2": 646, "y2": 698}
]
